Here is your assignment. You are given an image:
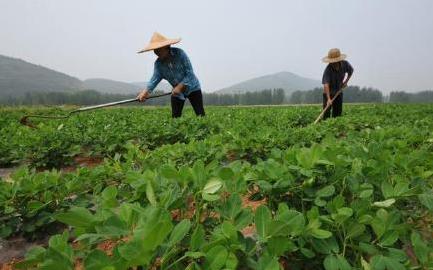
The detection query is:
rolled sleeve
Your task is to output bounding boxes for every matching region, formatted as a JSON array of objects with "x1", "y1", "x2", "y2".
[{"x1": 146, "y1": 62, "x2": 162, "y2": 93}]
